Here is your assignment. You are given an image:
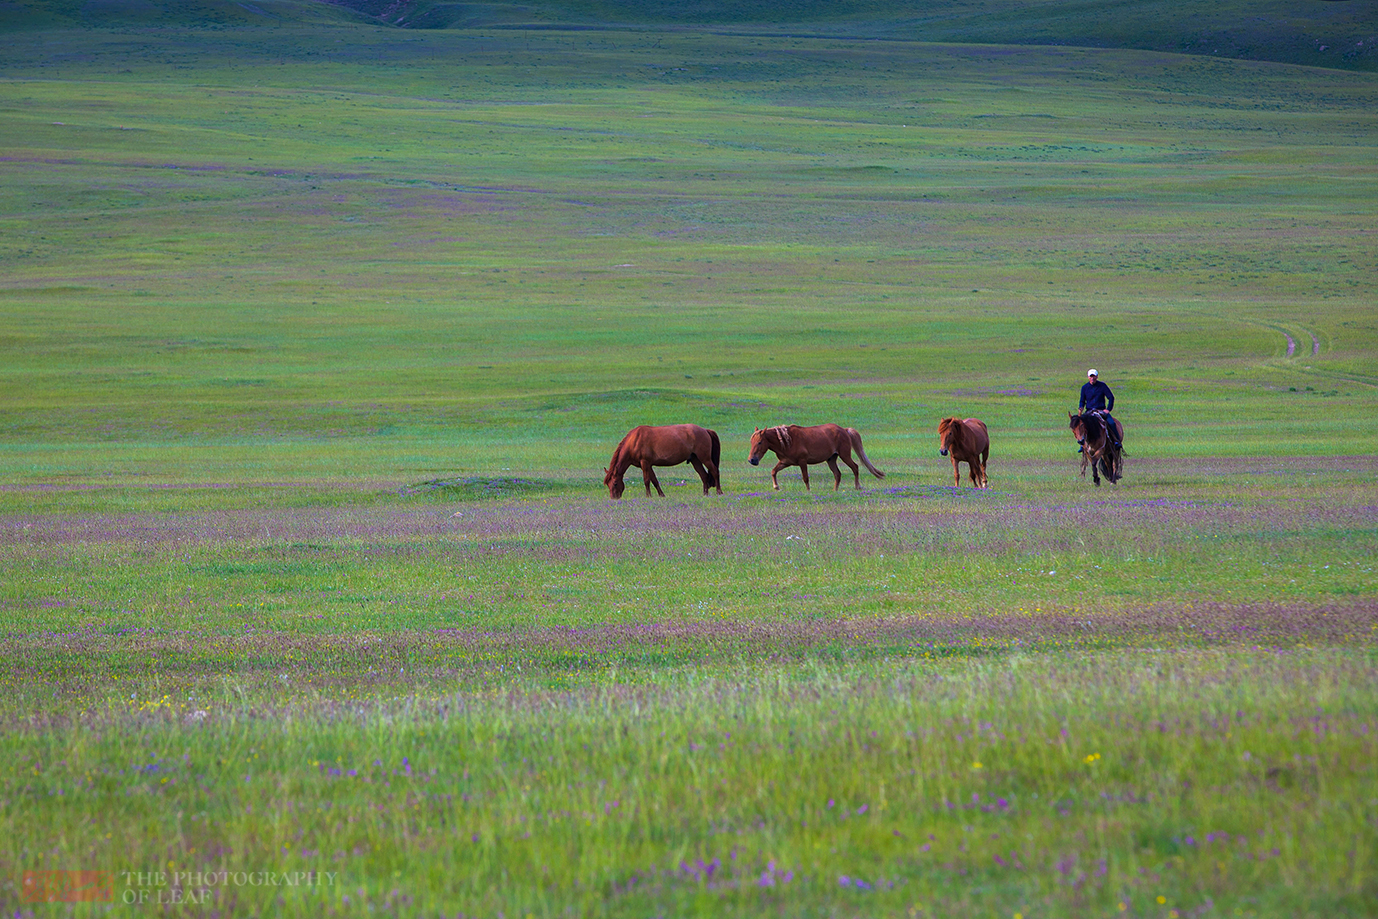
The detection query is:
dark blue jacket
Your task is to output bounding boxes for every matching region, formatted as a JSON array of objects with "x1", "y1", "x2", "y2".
[{"x1": 1079, "y1": 379, "x2": 1114, "y2": 412}]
